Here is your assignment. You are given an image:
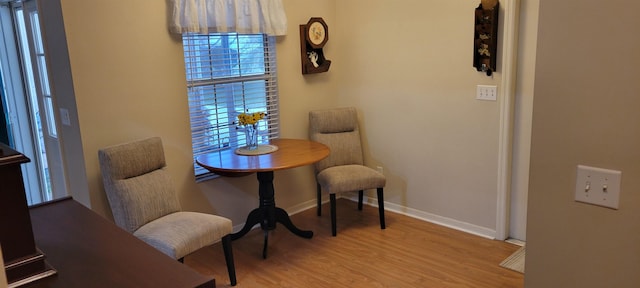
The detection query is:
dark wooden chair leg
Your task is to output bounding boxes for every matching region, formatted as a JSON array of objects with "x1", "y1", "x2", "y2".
[
  {"x1": 222, "y1": 234, "x2": 237, "y2": 286},
  {"x1": 330, "y1": 193, "x2": 337, "y2": 236},
  {"x1": 377, "y1": 188, "x2": 386, "y2": 229},
  {"x1": 317, "y1": 183, "x2": 322, "y2": 216},
  {"x1": 358, "y1": 190, "x2": 364, "y2": 210}
]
